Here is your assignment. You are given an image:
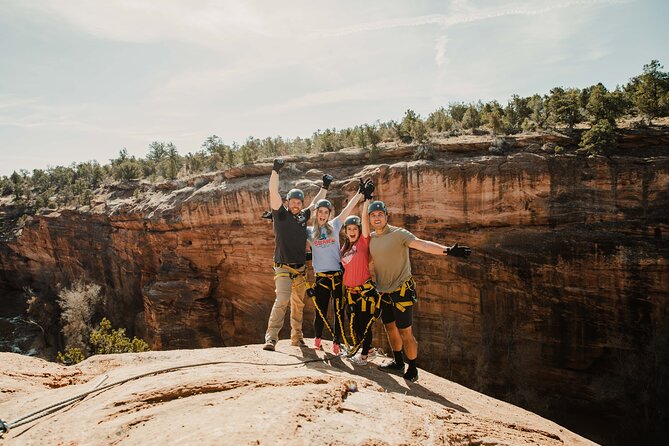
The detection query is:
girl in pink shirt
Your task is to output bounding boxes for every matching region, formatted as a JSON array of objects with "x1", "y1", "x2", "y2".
[{"x1": 340, "y1": 196, "x2": 379, "y2": 365}]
